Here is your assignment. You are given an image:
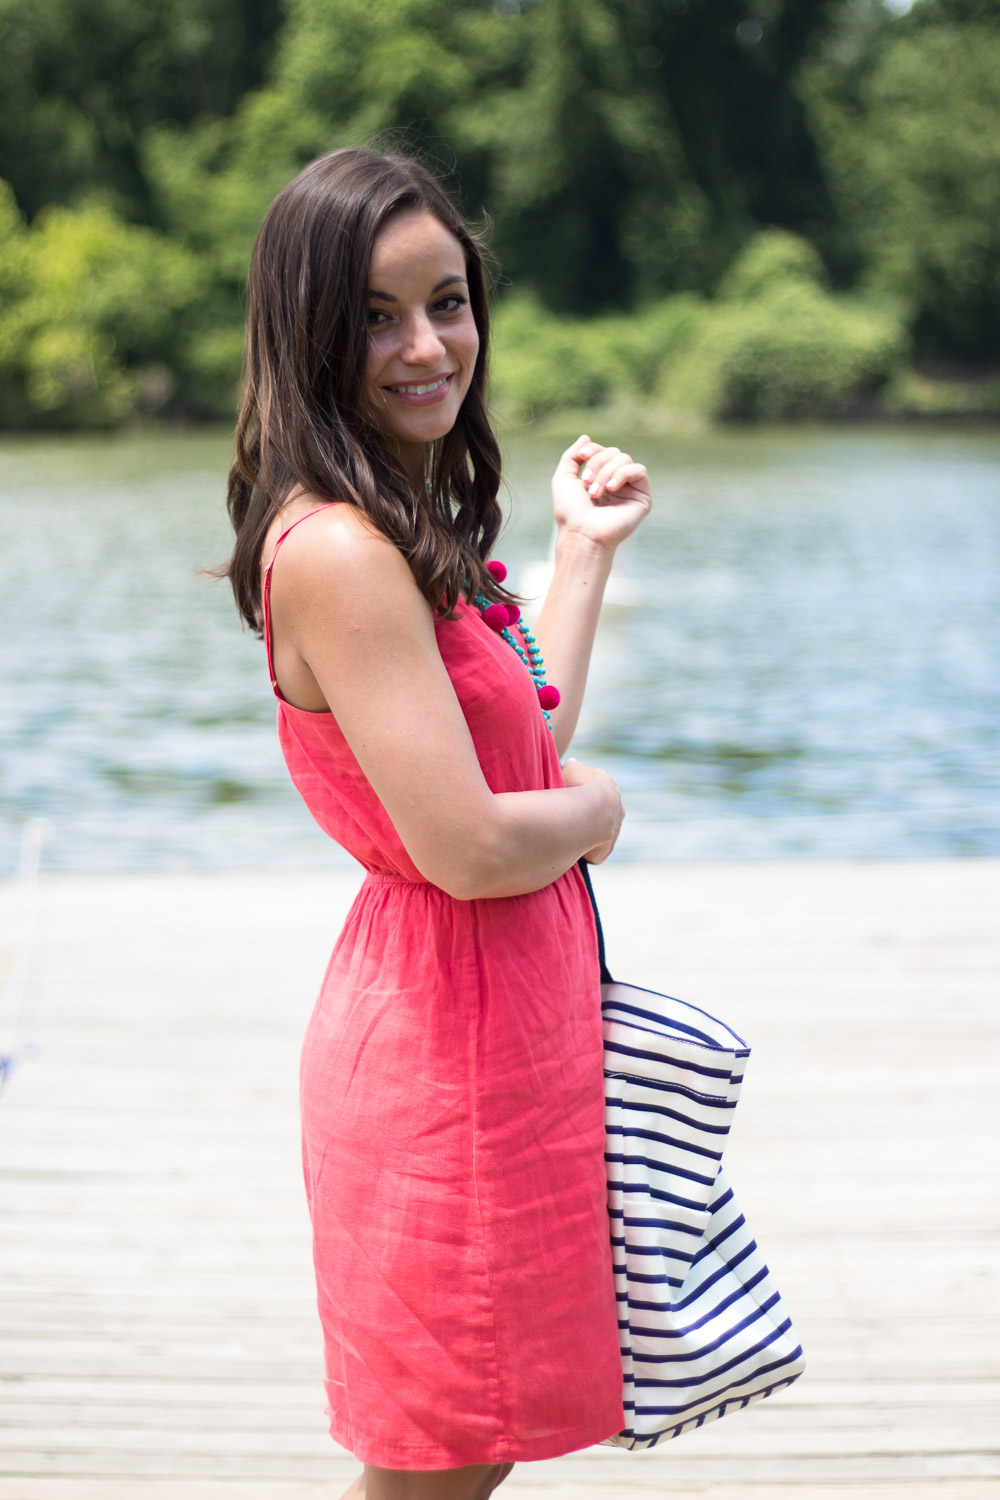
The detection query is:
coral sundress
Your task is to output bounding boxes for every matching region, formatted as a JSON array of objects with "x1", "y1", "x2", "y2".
[{"x1": 263, "y1": 510, "x2": 624, "y2": 1470}]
